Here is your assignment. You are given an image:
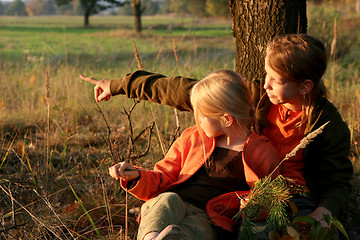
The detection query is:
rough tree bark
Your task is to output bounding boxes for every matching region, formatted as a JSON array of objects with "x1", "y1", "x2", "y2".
[{"x1": 229, "y1": 0, "x2": 307, "y2": 102}]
